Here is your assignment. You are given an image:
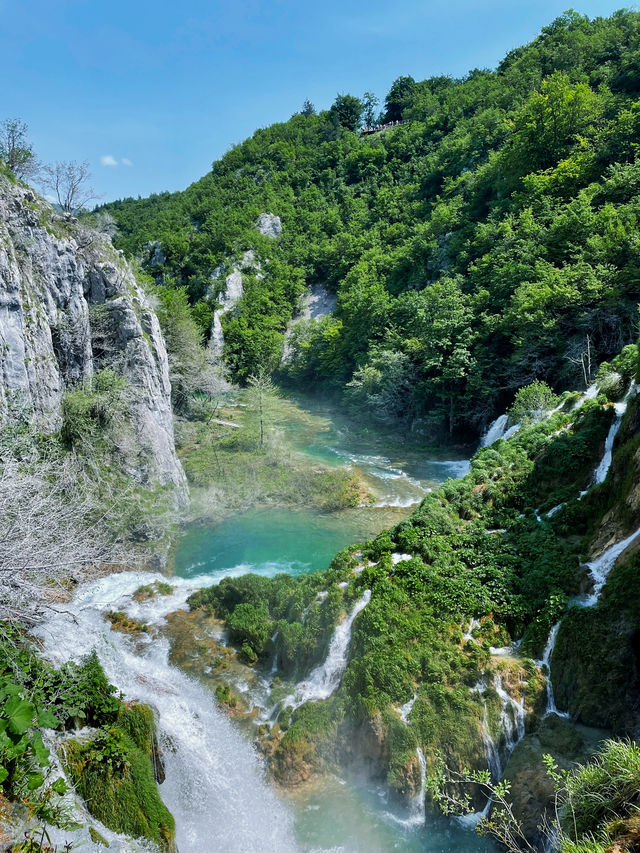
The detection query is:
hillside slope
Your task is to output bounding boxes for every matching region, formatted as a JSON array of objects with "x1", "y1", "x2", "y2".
[{"x1": 105, "y1": 9, "x2": 640, "y2": 439}]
